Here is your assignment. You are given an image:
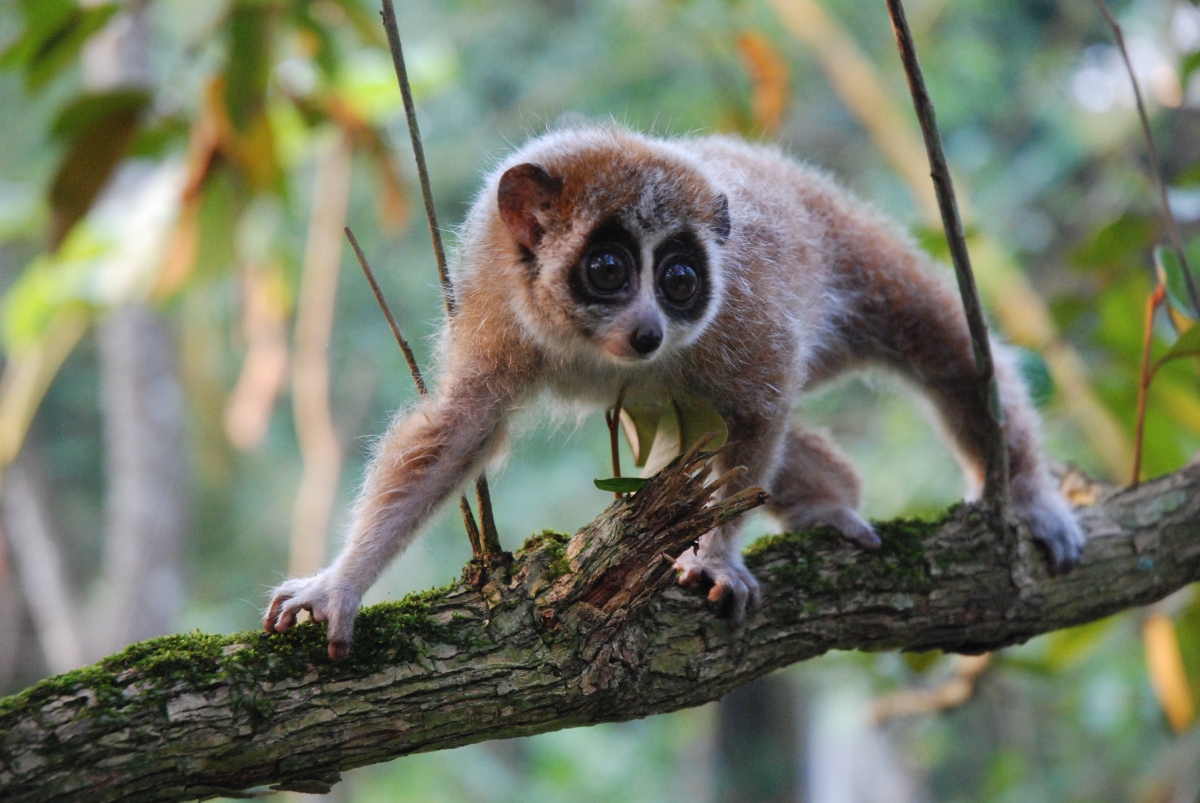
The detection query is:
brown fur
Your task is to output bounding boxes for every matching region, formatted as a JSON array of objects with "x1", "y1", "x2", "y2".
[{"x1": 265, "y1": 125, "x2": 1082, "y2": 657}]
